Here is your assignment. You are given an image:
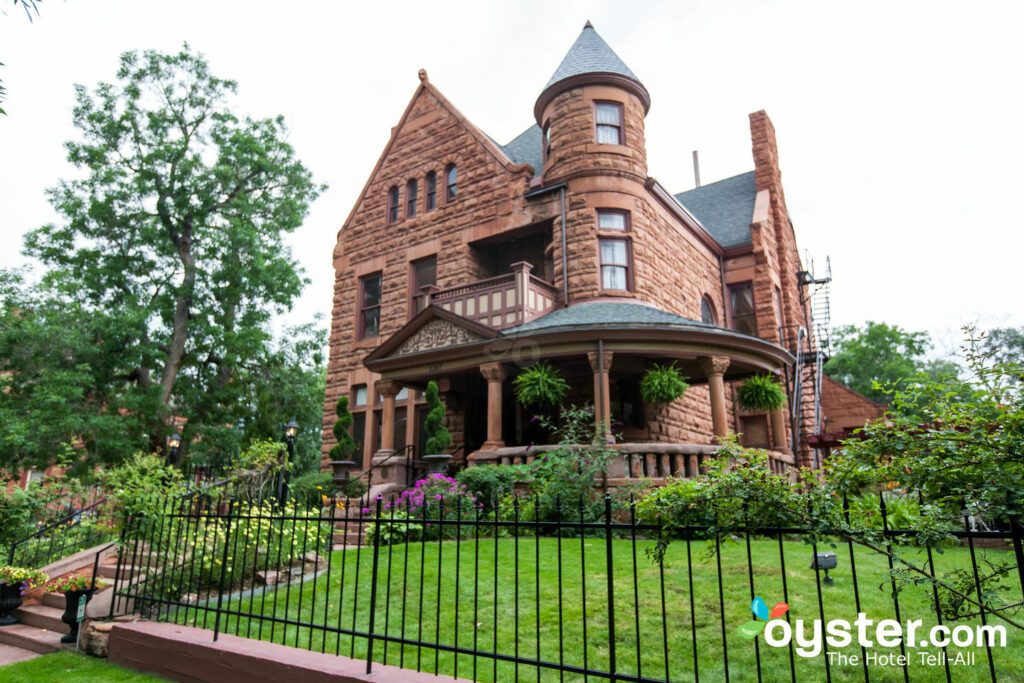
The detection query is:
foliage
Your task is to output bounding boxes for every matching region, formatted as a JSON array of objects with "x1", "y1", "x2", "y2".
[
  {"x1": 229, "y1": 438, "x2": 285, "y2": 502},
  {"x1": 47, "y1": 574, "x2": 107, "y2": 593},
  {"x1": 98, "y1": 452, "x2": 184, "y2": 535},
  {"x1": 423, "y1": 381, "x2": 452, "y2": 455},
  {"x1": 456, "y1": 464, "x2": 531, "y2": 513},
  {"x1": 365, "y1": 509, "x2": 423, "y2": 546},
  {"x1": 329, "y1": 395, "x2": 357, "y2": 462},
  {"x1": 0, "y1": 469, "x2": 87, "y2": 551},
  {"x1": 289, "y1": 471, "x2": 334, "y2": 507},
  {"x1": 384, "y1": 474, "x2": 478, "y2": 540},
  {"x1": 513, "y1": 361, "x2": 570, "y2": 409},
  {"x1": 823, "y1": 321, "x2": 957, "y2": 402},
  {"x1": 736, "y1": 374, "x2": 786, "y2": 411},
  {"x1": 639, "y1": 362, "x2": 689, "y2": 404},
  {"x1": 340, "y1": 477, "x2": 367, "y2": 499},
  {"x1": 0, "y1": 566, "x2": 48, "y2": 588},
  {"x1": 2, "y1": 45, "x2": 324, "y2": 470},
  {"x1": 981, "y1": 326, "x2": 1024, "y2": 385}
]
